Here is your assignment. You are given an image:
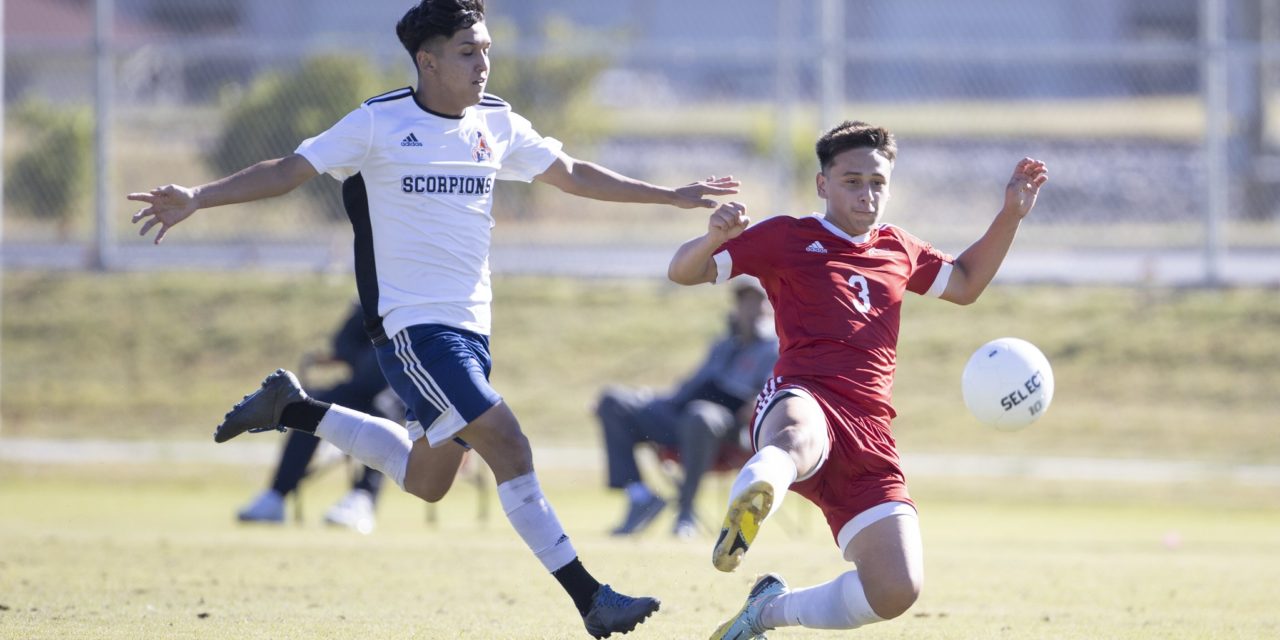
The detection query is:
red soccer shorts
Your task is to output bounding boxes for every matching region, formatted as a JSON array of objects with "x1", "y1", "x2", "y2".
[{"x1": 752, "y1": 375, "x2": 914, "y2": 545}]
